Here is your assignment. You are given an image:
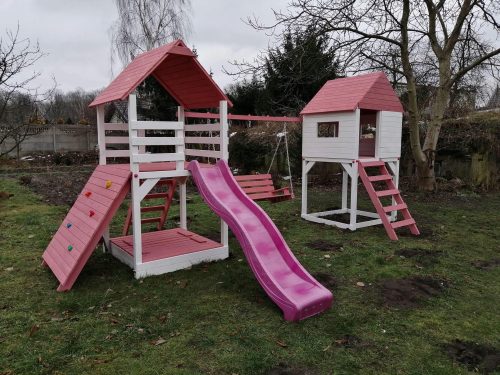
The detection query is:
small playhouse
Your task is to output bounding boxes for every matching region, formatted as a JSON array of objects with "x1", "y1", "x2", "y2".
[
  {"x1": 42, "y1": 40, "x2": 333, "y2": 322},
  {"x1": 300, "y1": 72, "x2": 420, "y2": 240}
]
